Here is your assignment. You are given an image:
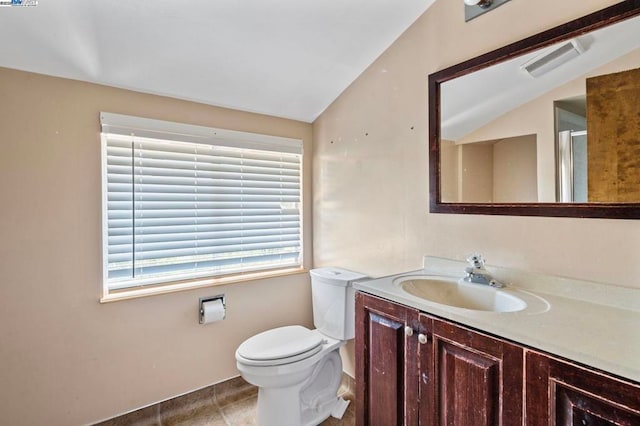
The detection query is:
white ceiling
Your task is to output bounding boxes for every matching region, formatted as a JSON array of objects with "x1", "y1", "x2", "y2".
[
  {"x1": 0, "y1": 0, "x2": 435, "y2": 123},
  {"x1": 441, "y1": 14, "x2": 640, "y2": 141}
]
